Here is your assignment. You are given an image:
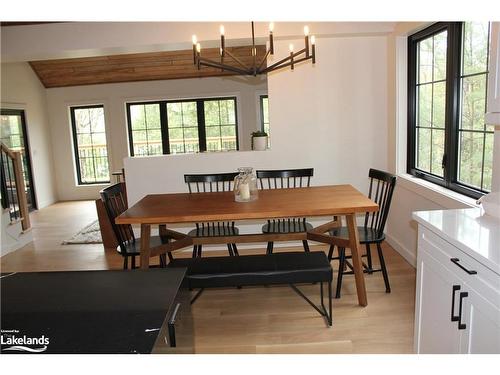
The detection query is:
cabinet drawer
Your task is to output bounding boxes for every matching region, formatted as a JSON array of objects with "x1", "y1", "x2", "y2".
[{"x1": 419, "y1": 226, "x2": 500, "y2": 310}]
